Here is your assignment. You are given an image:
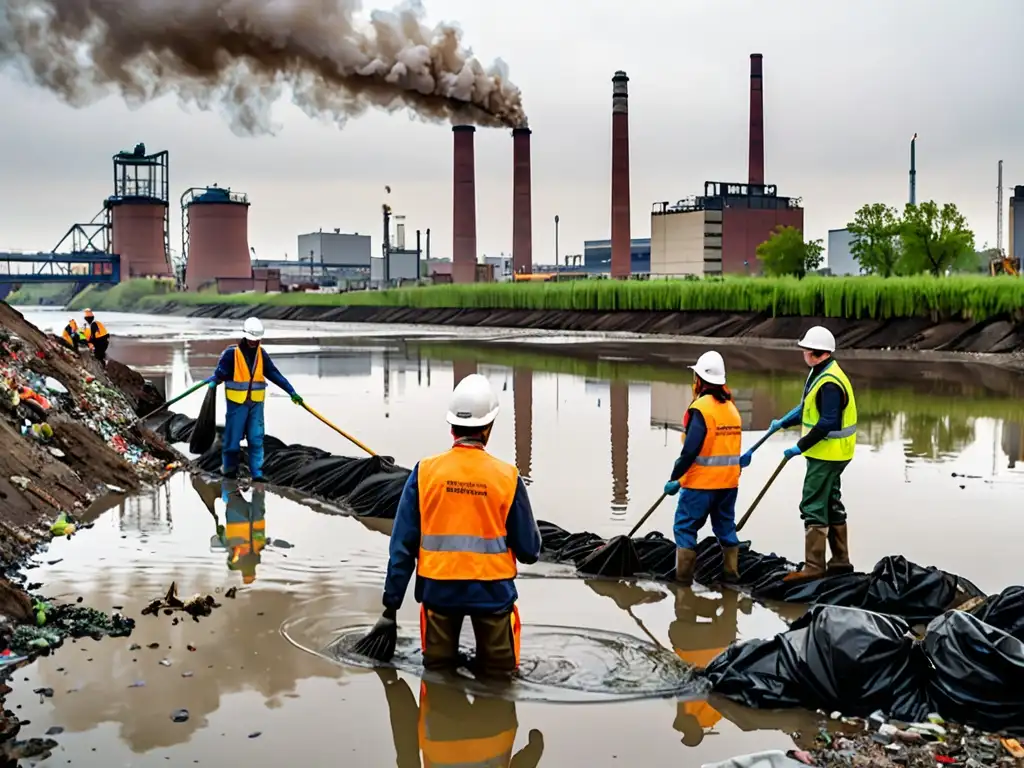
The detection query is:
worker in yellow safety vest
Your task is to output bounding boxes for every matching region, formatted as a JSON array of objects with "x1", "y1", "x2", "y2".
[
  {"x1": 663, "y1": 351, "x2": 745, "y2": 586},
  {"x1": 81, "y1": 309, "x2": 110, "y2": 364},
  {"x1": 208, "y1": 317, "x2": 303, "y2": 481},
  {"x1": 376, "y1": 669, "x2": 545, "y2": 768},
  {"x1": 361, "y1": 373, "x2": 542, "y2": 675},
  {"x1": 765, "y1": 326, "x2": 858, "y2": 582},
  {"x1": 217, "y1": 481, "x2": 267, "y2": 585},
  {"x1": 59, "y1": 319, "x2": 79, "y2": 351}
]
